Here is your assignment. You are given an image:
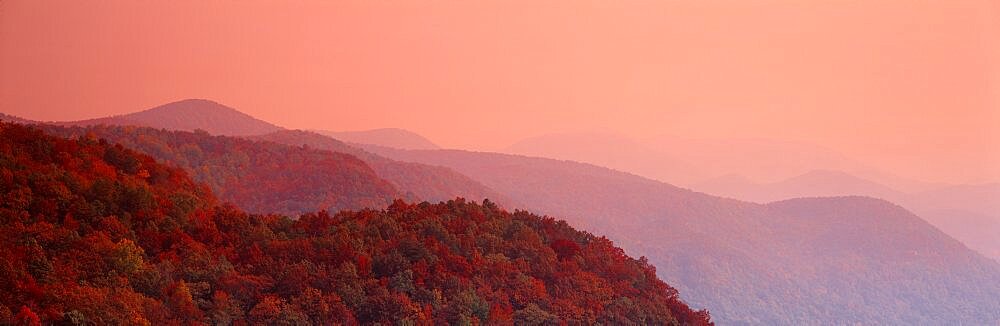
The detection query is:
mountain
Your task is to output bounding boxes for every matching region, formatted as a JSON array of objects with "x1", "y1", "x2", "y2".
[
  {"x1": 249, "y1": 130, "x2": 510, "y2": 206},
  {"x1": 316, "y1": 128, "x2": 440, "y2": 150},
  {"x1": 505, "y1": 132, "x2": 864, "y2": 186},
  {"x1": 505, "y1": 132, "x2": 945, "y2": 192},
  {"x1": 15, "y1": 101, "x2": 999, "y2": 323},
  {"x1": 61, "y1": 99, "x2": 283, "y2": 136},
  {"x1": 5, "y1": 100, "x2": 506, "y2": 208},
  {"x1": 505, "y1": 132, "x2": 708, "y2": 185},
  {"x1": 508, "y1": 131, "x2": 1000, "y2": 263},
  {"x1": 907, "y1": 183, "x2": 1000, "y2": 261},
  {"x1": 37, "y1": 124, "x2": 401, "y2": 215},
  {"x1": 694, "y1": 169, "x2": 907, "y2": 203},
  {"x1": 919, "y1": 208, "x2": 1000, "y2": 261},
  {"x1": 360, "y1": 145, "x2": 1000, "y2": 324},
  {"x1": 909, "y1": 182, "x2": 1000, "y2": 216},
  {"x1": 694, "y1": 170, "x2": 1000, "y2": 262},
  {"x1": 0, "y1": 122, "x2": 711, "y2": 325}
]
